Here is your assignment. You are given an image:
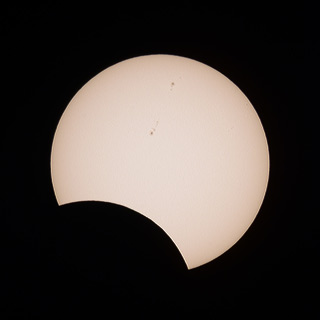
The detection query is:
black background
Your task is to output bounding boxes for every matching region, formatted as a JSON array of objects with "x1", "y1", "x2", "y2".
[{"x1": 1, "y1": 3, "x2": 314, "y2": 318}]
